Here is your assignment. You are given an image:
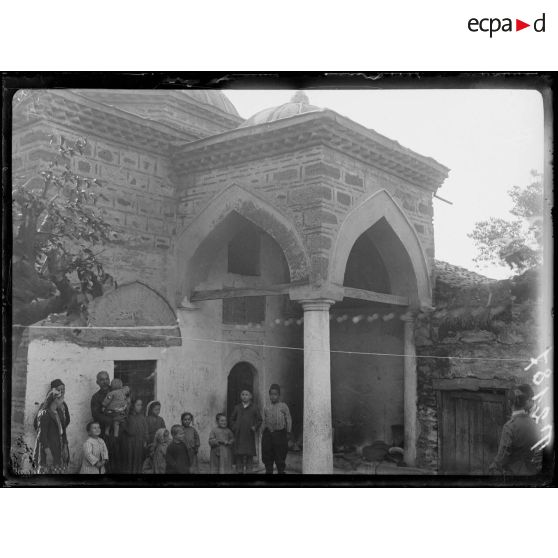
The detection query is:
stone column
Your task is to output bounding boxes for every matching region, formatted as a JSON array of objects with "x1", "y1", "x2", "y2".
[
  {"x1": 301, "y1": 299, "x2": 334, "y2": 474},
  {"x1": 402, "y1": 313, "x2": 417, "y2": 467}
]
